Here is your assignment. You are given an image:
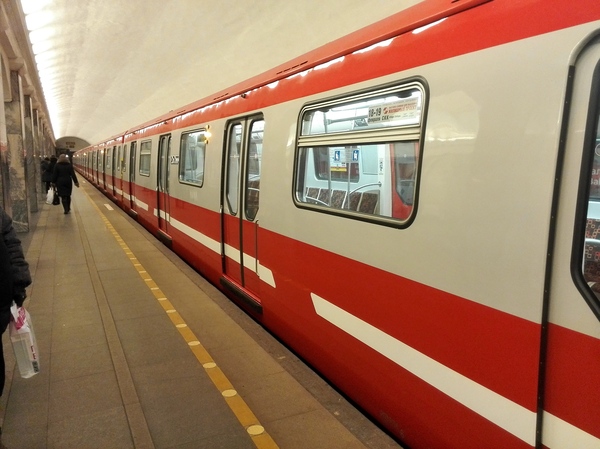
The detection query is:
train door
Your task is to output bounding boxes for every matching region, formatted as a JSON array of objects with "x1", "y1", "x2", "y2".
[
  {"x1": 101, "y1": 148, "x2": 106, "y2": 190},
  {"x1": 157, "y1": 134, "x2": 172, "y2": 240},
  {"x1": 111, "y1": 145, "x2": 118, "y2": 198},
  {"x1": 106, "y1": 147, "x2": 112, "y2": 192},
  {"x1": 91, "y1": 151, "x2": 97, "y2": 184},
  {"x1": 541, "y1": 38, "x2": 600, "y2": 447},
  {"x1": 116, "y1": 144, "x2": 123, "y2": 201},
  {"x1": 95, "y1": 150, "x2": 101, "y2": 186},
  {"x1": 220, "y1": 115, "x2": 264, "y2": 312},
  {"x1": 129, "y1": 141, "x2": 137, "y2": 212}
]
